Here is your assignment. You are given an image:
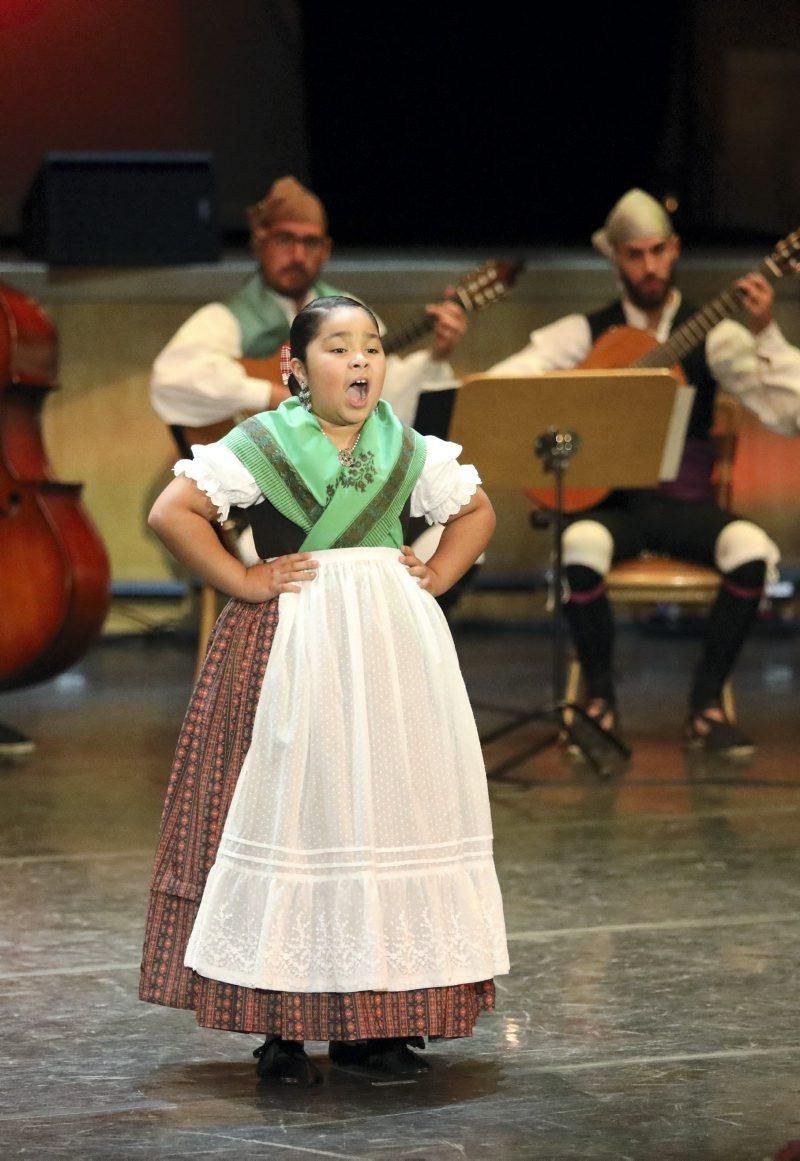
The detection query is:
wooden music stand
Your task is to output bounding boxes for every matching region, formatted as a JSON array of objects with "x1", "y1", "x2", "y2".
[{"x1": 450, "y1": 368, "x2": 692, "y2": 777}]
